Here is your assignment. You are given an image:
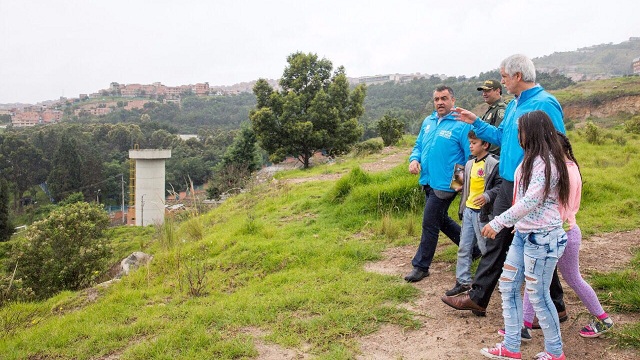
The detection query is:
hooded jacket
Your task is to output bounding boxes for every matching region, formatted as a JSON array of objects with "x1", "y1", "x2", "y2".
[
  {"x1": 409, "y1": 111, "x2": 472, "y2": 192},
  {"x1": 457, "y1": 153, "x2": 501, "y2": 223},
  {"x1": 470, "y1": 85, "x2": 565, "y2": 182}
]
